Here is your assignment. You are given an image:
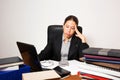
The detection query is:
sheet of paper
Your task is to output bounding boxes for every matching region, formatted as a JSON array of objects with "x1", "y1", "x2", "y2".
[{"x1": 0, "y1": 65, "x2": 19, "y2": 71}]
